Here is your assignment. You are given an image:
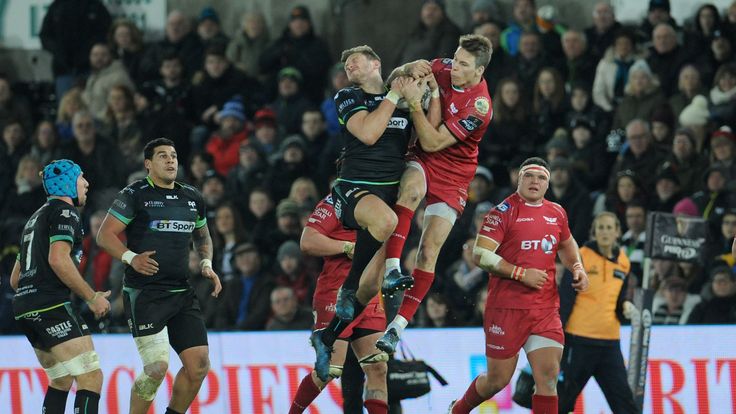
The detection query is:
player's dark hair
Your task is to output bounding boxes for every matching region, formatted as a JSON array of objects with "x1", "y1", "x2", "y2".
[
  {"x1": 459, "y1": 34, "x2": 492, "y2": 69},
  {"x1": 340, "y1": 45, "x2": 381, "y2": 63},
  {"x1": 144, "y1": 138, "x2": 176, "y2": 160},
  {"x1": 520, "y1": 157, "x2": 549, "y2": 170}
]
